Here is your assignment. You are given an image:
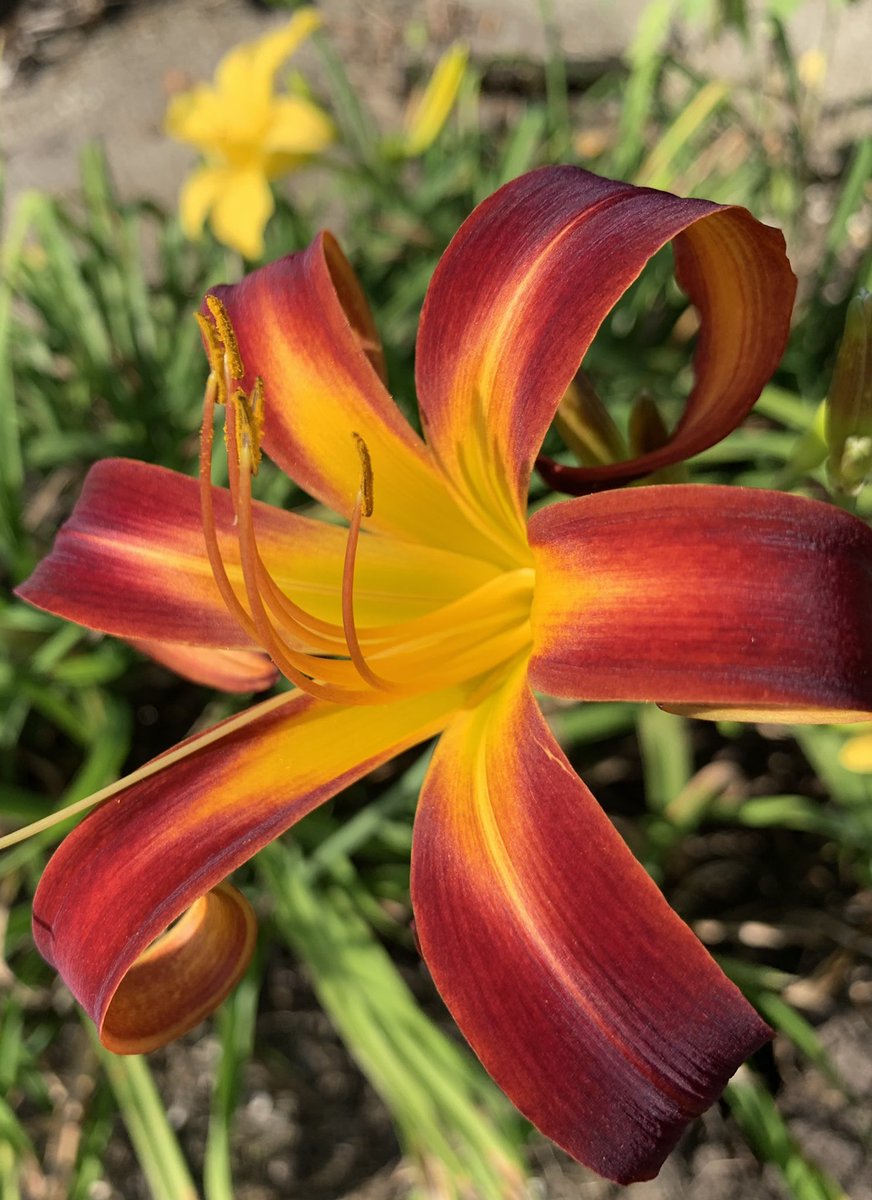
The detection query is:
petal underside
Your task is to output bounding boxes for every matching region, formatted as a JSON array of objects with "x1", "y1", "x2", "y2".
[
  {"x1": 415, "y1": 165, "x2": 795, "y2": 522},
  {"x1": 208, "y1": 238, "x2": 507, "y2": 562},
  {"x1": 34, "y1": 683, "x2": 466, "y2": 1053},
  {"x1": 128, "y1": 639, "x2": 278, "y2": 693},
  {"x1": 529, "y1": 485, "x2": 872, "y2": 720},
  {"x1": 16, "y1": 458, "x2": 498, "y2": 649},
  {"x1": 412, "y1": 668, "x2": 770, "y2": 1183}
]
